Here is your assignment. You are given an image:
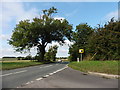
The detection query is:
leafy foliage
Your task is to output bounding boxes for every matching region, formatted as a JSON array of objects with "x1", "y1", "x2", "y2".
[
  {"x1": 9, "y1": 7, "x2": 72, "y2": 62},
  {"x1": 69, "y1": 23, "x2": 93, "y2": 61},
  {"x1": 45, "y1": 45, "x2": 58, "y2": 61},
  {"x1": 69, "y1": 18, "x2": 120, "y2": 61}
]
